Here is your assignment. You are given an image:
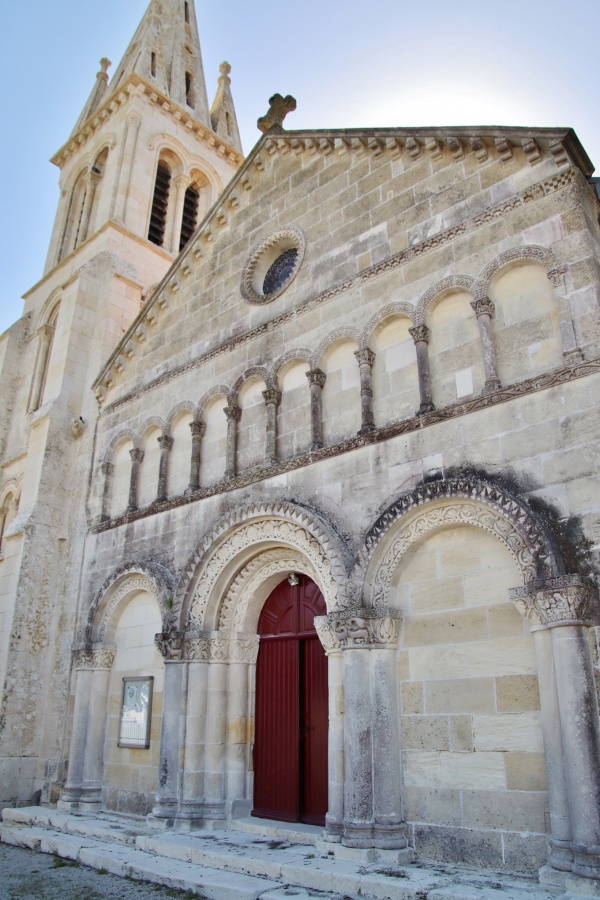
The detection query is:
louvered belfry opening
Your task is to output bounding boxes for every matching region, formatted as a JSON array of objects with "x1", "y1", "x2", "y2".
[
  {"x1": 148, "y1": 162, "x2": 171, "y2": 246},
  {"x1": 179, "y1": 185, "x2": 200, "y2": 251}
]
